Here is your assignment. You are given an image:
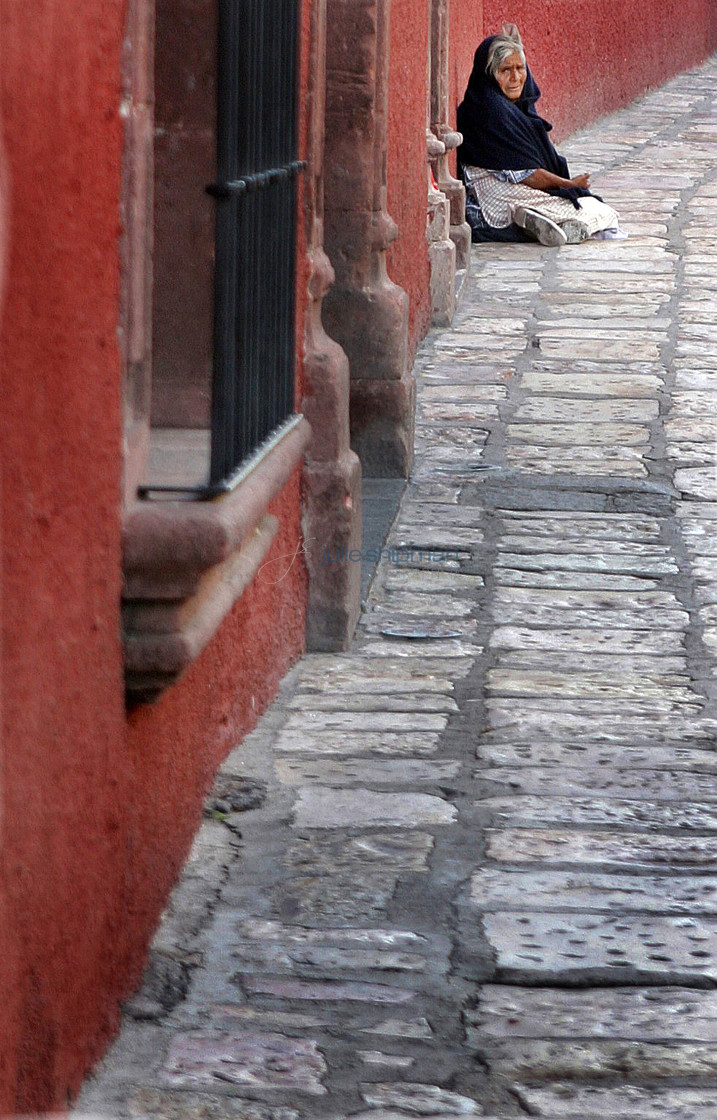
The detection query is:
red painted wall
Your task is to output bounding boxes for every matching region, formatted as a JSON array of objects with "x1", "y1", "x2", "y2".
[
  {"x1": 387, "y1": 0, "x2": 431, "y2": 357},
  {"x1": 0, "y1": 0, "x2": 715, "y2": 1110},
  {"x1": 0, "y1": 0, "x2": 309, "y2": 1110},
  {"x1": 0, "y1": 2, "x2": 128, "y2": 1109},
  {"x1": 481, "y1": 0, "x2": 717, "y2": 139}
]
